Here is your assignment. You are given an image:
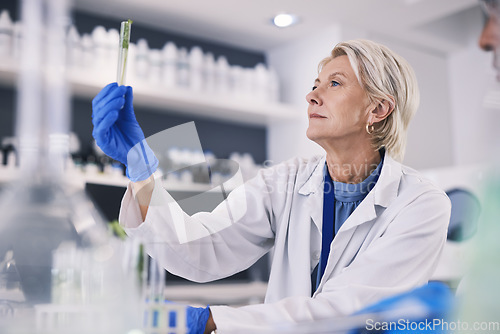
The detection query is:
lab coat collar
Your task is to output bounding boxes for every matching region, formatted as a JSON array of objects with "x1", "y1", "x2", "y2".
[
  {"x1": 297, "y1": 156, "x2": 326, "y2": 196},
  {"x1": 298, "y1": 156, "x2": 326, "y2": 232},
  {"x1": 298, "y1": 151, "x2": 402, "y2": 231},
  {"x1": 374, "y1": 153, "x2": 402, "y2": 208}
]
